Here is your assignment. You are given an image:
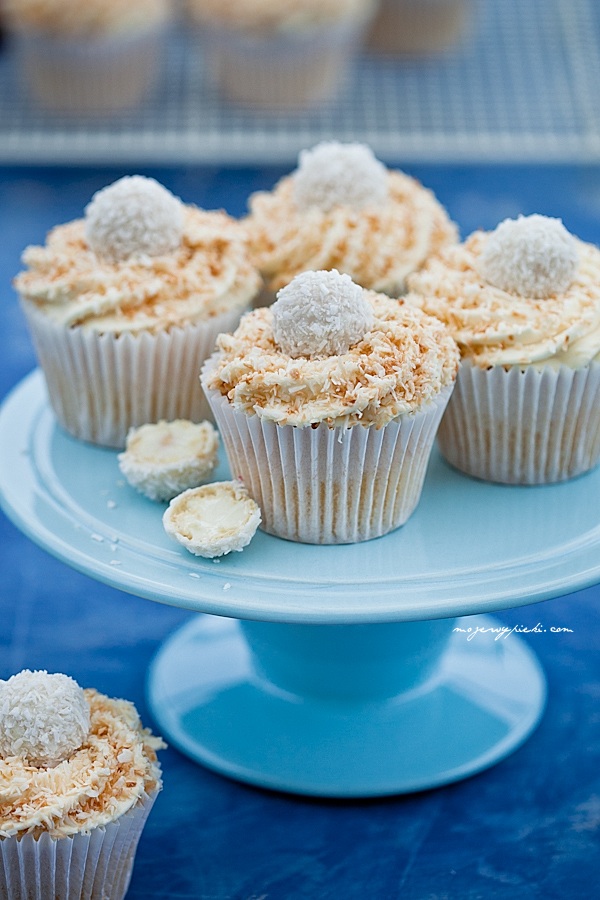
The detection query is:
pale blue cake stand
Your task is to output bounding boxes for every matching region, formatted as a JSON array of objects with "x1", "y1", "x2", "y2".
[{"x1": 2, "y1": 372, "x2": 600, "y2": 797}]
